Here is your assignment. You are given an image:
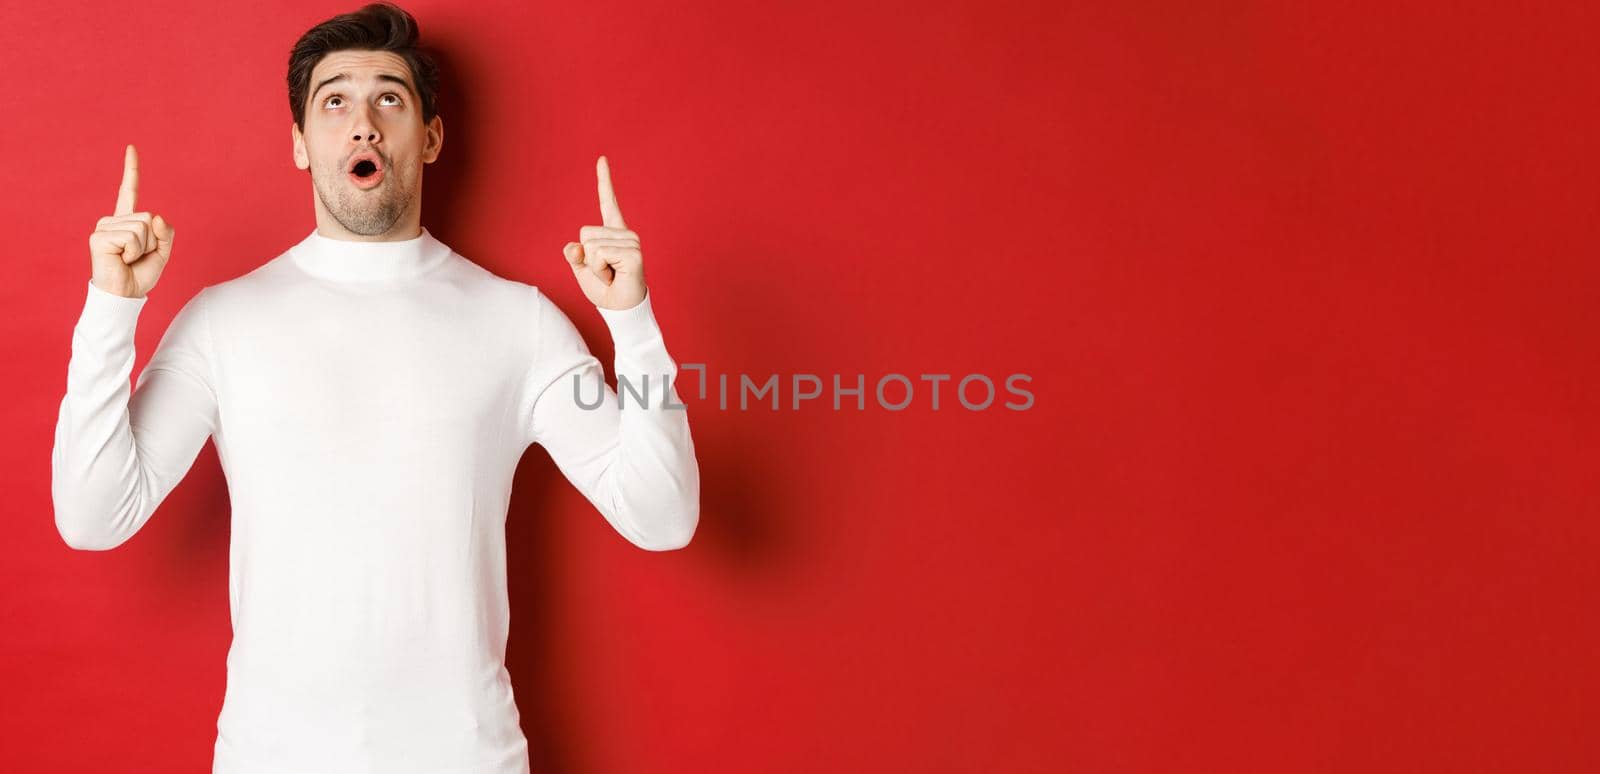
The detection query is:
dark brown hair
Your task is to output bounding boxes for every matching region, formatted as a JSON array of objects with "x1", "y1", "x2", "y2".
[{"x1": 287, "y1": 2, "x2": 441, "y2": 131}]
